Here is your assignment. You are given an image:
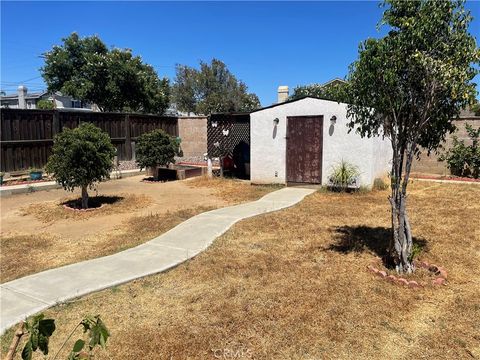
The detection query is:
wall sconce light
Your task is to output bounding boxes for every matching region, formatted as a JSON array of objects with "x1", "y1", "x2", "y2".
[
  {"x1": 330, "y1": 115, "x2": 337, "y2": 125},
  {"x1": 273, "y1": 118, "x2": 280, "y2": 126}
]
